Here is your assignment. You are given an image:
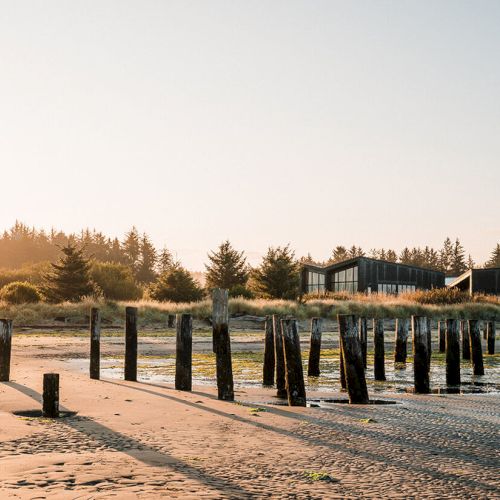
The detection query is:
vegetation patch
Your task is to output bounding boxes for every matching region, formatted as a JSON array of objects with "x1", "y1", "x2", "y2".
[{"x1": 303, "y1": 471, "x2": 338, "y2": 483}]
